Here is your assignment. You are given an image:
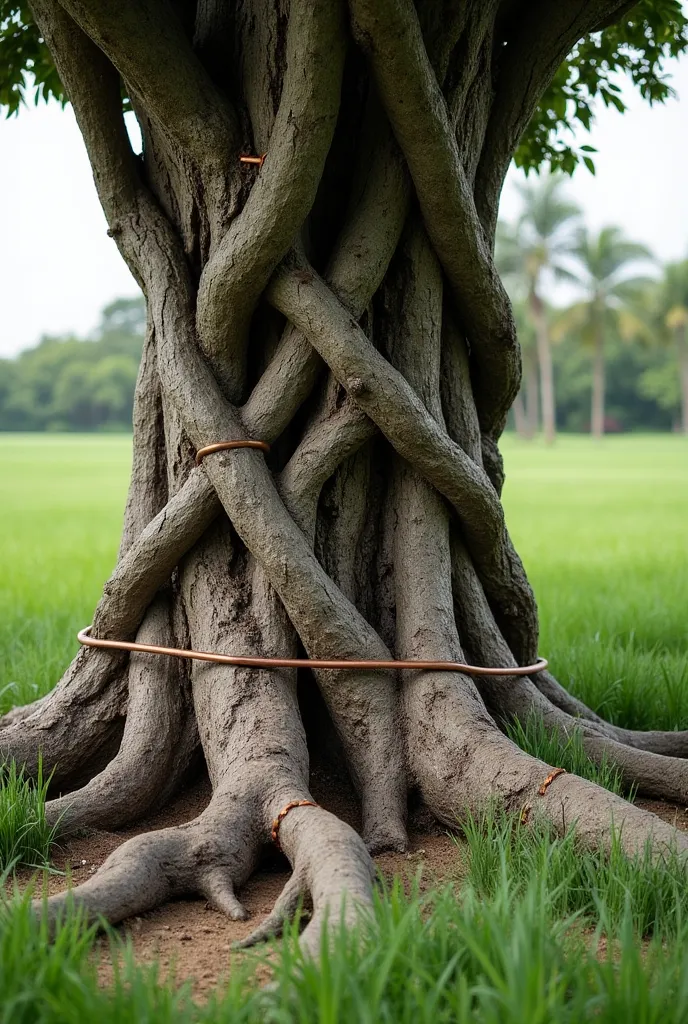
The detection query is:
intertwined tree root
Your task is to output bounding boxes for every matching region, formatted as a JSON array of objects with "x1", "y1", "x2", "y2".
[{"x1": 5, "y1": 0, "x2": 688, "y2": 949}]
